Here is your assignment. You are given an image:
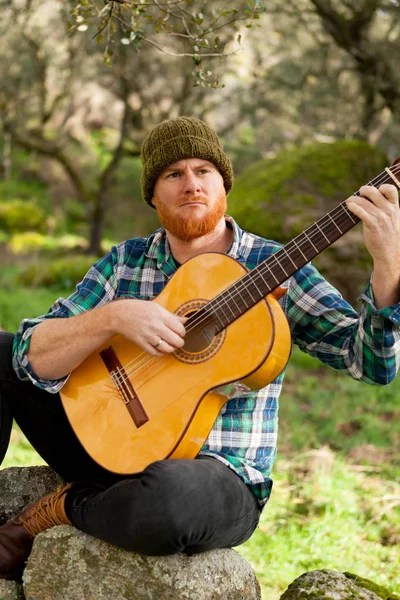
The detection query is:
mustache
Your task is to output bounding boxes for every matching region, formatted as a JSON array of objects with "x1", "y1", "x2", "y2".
[{"x1": 179, "y1": 196, "x2": 208, "y2": 206}]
